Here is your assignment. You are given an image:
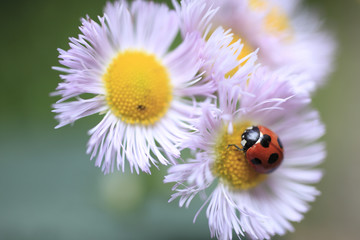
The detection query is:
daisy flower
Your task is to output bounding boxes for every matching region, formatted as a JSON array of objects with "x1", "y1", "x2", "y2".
[
  {"x1": 175, "y1": 0, "x2": 336, "y2": 93},
  {"x1": 165, "y1": 67, "x2": 325, "y2": 239},
  {"x1": 52, "y1": 0, "x2": 217, "y2": 174},
  {"x1": 173, "y1": 0, "x2": 259, "y2": 90}
]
